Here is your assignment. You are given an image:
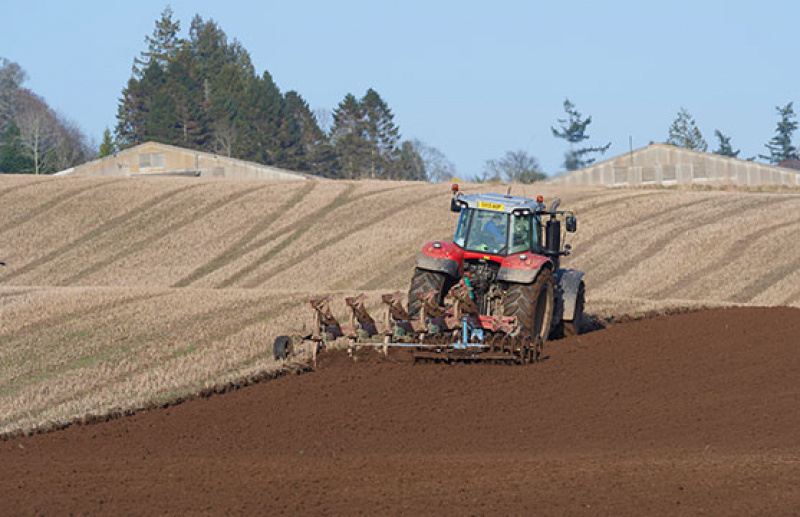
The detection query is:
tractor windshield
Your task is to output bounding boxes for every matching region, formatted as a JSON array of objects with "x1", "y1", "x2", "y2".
[{"x1": 454, "y1": 209, "x2": 510, "y2": 254}]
